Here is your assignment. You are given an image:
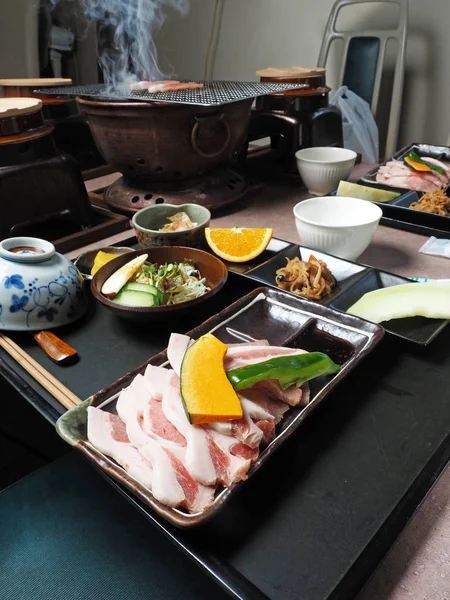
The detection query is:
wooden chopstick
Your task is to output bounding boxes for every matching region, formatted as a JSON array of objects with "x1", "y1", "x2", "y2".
[{"x1": 0, "y1": 335, "x2": 82, "y2": 410}]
